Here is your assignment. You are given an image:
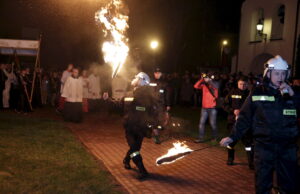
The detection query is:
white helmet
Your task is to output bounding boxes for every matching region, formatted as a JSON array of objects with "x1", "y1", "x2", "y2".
[
  {"x1": 263, "y1": 55, "x2": 290, "y2": 77},
  {"x1": 131, "y1": 72, "x2": 150, "y2": 86}
]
